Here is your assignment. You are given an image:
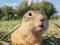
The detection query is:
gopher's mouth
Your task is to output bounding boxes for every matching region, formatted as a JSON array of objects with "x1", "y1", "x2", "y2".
[
  {"x1": 38, "y1": 25, "x2": 44, "y2": 28},
  {"x1": 35, "y1": 25, "x2": 44, "y2": 31}
]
